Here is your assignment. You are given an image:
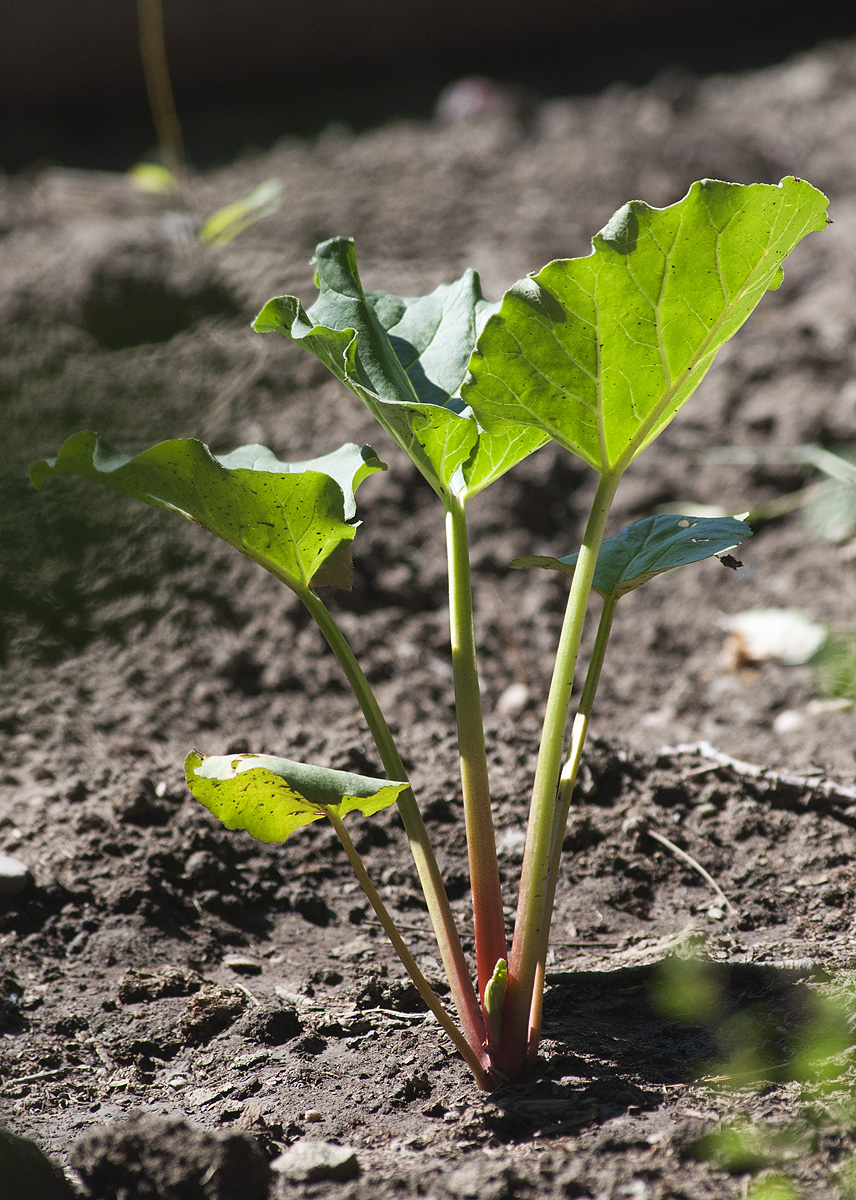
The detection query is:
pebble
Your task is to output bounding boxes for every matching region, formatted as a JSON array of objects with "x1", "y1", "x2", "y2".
[
  {"x1": 272, "y1": 1139, "x2": 360, "y2": 1183},
  {"x1": 447, "y1": 1160, "x2": 517, "y2": 1200},
  {"x1": 223, "y1": 955, "x2": 263, "y2": 976},
  {"x1": 0, "y1": 854, "x2": 31, "y2": 897},
  {"x1": 773, "y1": 709, "x2": 807, "y2": 735},
  {"x1": 496, "y1": 682, "x2": 530, "y2": 717},
  {"x1": 495, "y1": 827, "x2": 527, "y2": 859},
  {"x1": 774, "y1": 696, "x2": 854, "y2": 735}
]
